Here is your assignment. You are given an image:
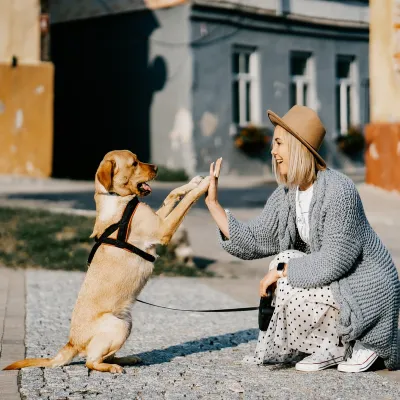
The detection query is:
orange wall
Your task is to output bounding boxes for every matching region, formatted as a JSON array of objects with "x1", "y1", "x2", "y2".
[
  {"x1": 365, "y1": 124, "x2": 400, "y2": 192},
  {"x1": 0, "y1": 62, "x2": 54, "y2": 177},
  {"x1": 369, "y1": 0, "x2": 400, "y2": 122},
  {"x1": 366, "y1": 0, "x2": 400, "y2": 192}
]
